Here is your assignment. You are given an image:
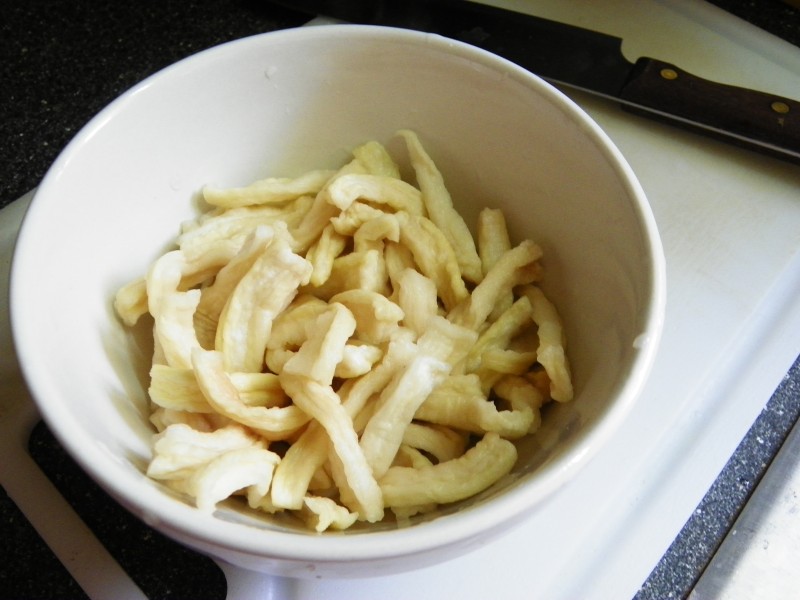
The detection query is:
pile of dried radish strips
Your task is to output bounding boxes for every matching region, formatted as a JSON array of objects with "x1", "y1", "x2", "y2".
[{"x1": 114, "y1": 130, "x2": 572, "y2": 532}]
